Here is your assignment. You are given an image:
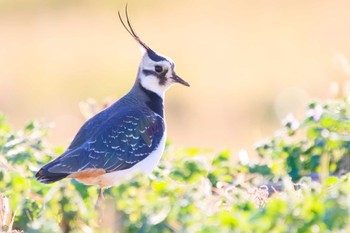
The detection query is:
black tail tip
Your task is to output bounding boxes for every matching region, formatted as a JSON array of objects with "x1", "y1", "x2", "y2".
[{"x1": 35, "y1": 168, "x2": 68, "y2": 184}]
